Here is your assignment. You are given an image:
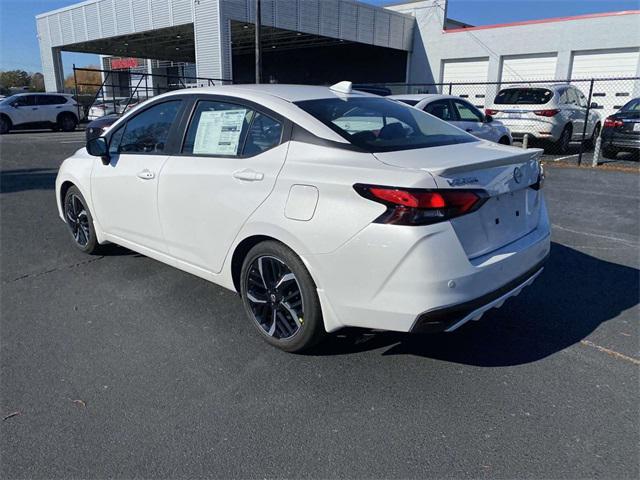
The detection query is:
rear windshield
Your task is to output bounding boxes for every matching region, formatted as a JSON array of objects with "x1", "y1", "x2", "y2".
[
  {"x1": 494, "y1": 88, "x2": 553, "y2": 105},
  {"x1": 621, "y1": 98, "x2": 640, "y2": 112},
  {"x1": 294, "y1": 97, "x2": 476, "y2": 153}
]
